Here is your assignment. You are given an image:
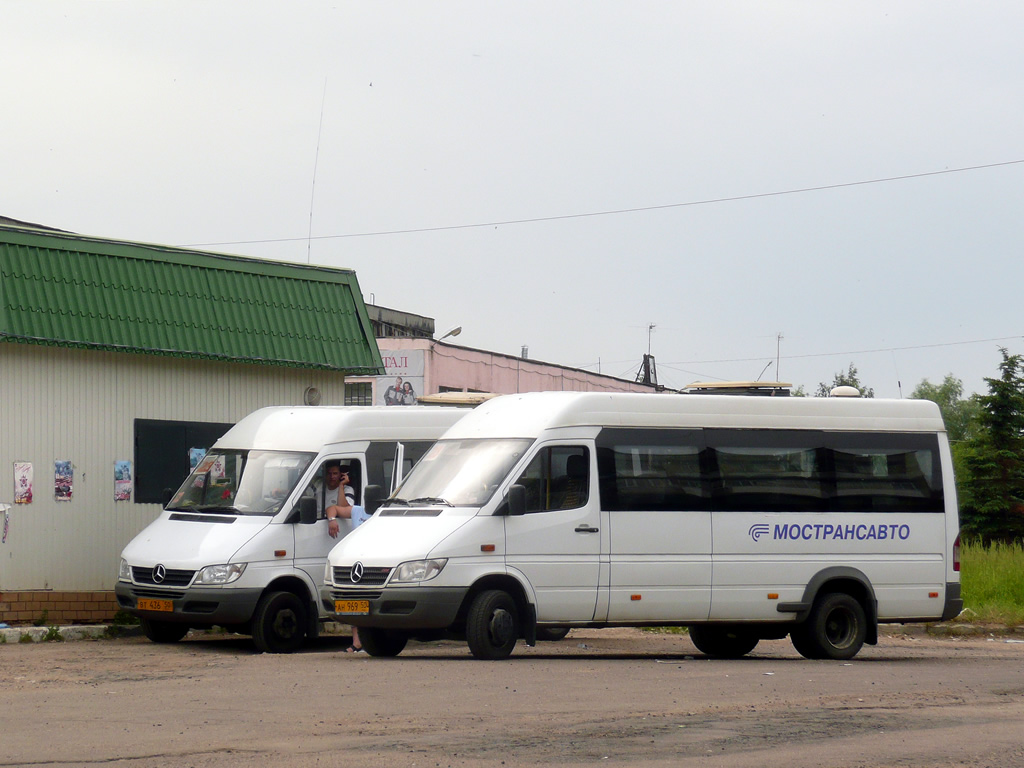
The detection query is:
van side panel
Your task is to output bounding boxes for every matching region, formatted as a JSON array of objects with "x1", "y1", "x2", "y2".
[
  {"x1": 604, "y1": 510, "x2": 712, "y2": 621},
  {"x1": 709, "y1": 513, "x2": 949, "y2": 621}
]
